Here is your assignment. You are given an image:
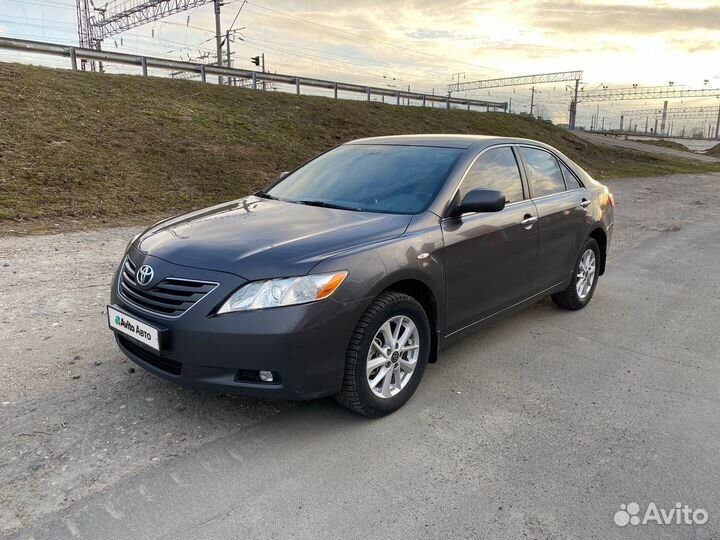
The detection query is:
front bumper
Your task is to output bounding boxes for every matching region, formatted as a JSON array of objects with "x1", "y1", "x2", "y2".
[{"x1": 110, "y1": 250, "x2": 365, "y2": 400}]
